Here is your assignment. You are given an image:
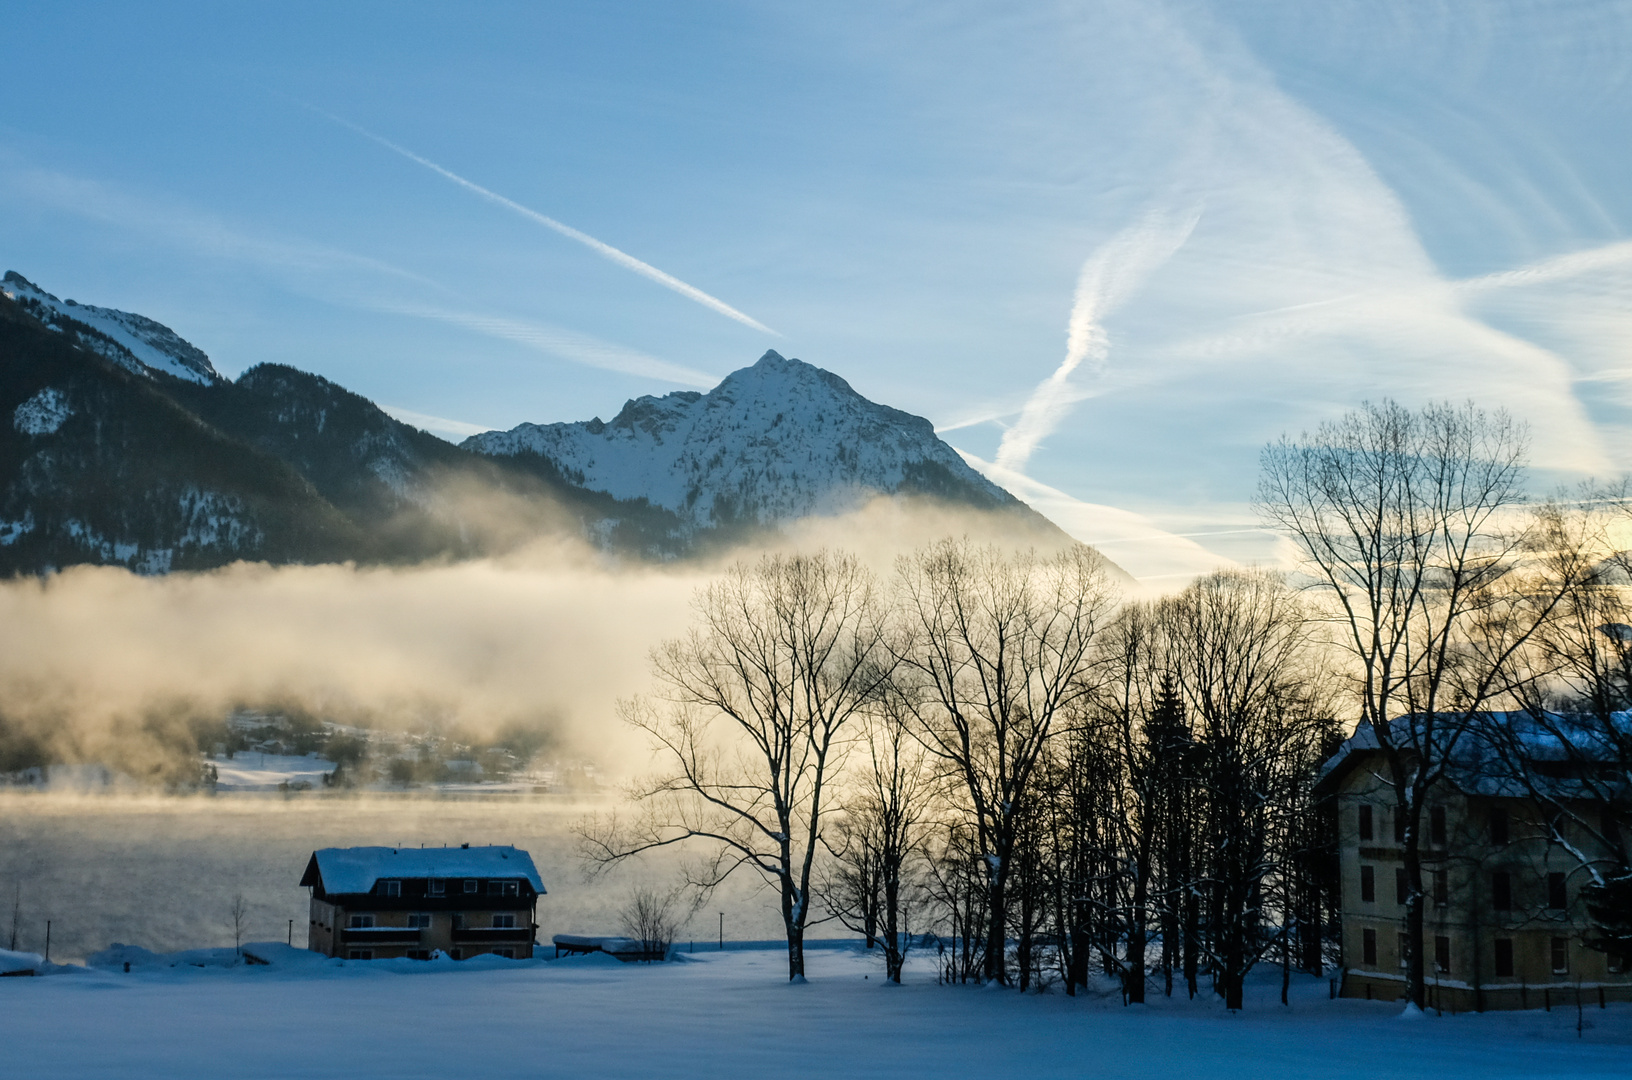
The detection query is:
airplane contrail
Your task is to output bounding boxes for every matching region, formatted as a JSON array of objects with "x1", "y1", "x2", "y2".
[
  {"x1": 310, "y1": 107, "x2": 779, "y2": 336},
  {"x1": 995, "y1": 208, "x2": 1199, "y2": 473}
]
